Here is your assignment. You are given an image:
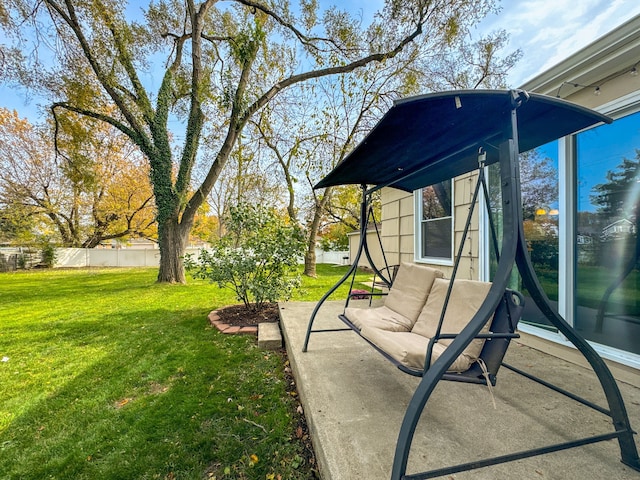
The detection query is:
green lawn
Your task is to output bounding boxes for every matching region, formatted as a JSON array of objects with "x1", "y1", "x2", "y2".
[
  {"x1": 0, "y1": 265, "x2": 370, "y2": 480},
  {"x1": 528, "y1": 264, "x2": 640, "y2": 314},
  {"x1": 576, "y1": 265, "x2": 640, "y2": 314}
]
